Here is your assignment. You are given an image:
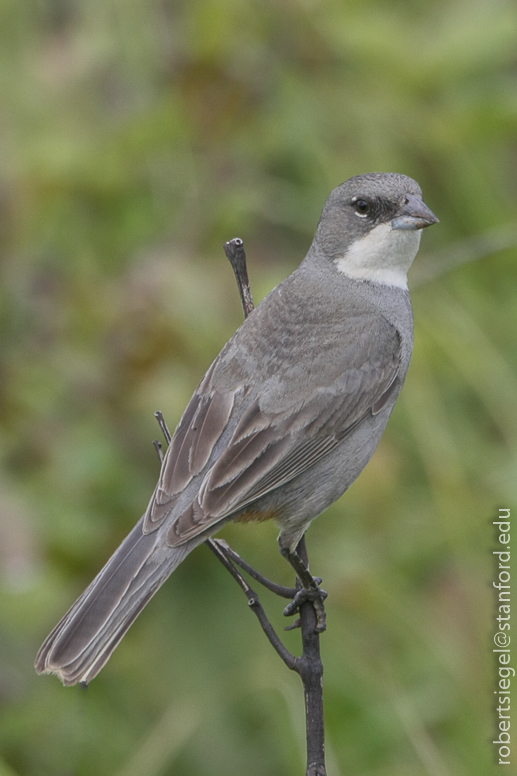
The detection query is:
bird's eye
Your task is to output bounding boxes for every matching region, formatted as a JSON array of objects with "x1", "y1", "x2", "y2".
[{"x1": 353, "y1": 199, "x2": 370, "y2": 216}]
